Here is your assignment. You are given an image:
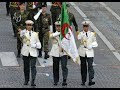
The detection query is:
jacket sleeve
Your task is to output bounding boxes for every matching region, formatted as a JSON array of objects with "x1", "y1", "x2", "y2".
[
  {"x1": 77, "y1": 32, "x2": 83, "y2": 40},
  {"x1": 49, "y1": 32, "x2": 60, "y2": 38},
  {"x1": 92, "y1": 33, "x2": 98, "y2": 47},
  {"x1": 87, "y1": 32, "x2": 98, "y2": 49}
]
